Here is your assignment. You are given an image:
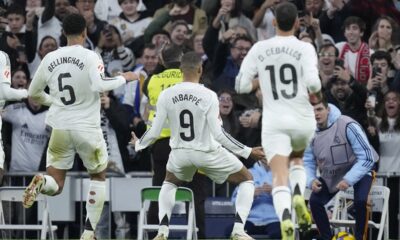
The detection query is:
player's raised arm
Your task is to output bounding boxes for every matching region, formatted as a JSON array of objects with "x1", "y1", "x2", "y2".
[
  {"x1": 134, "y1": 91, "x2": 168, "y2": 151},
  {"x1": 28, "y1": 59, "x2": 52, "y2": 106},
  {"x1": 235, "y1": 44, "x2": 259, "y2": 94},
  {"x1": 0, "y1": 52, "x2": 27, "y2": 101},
  {"x1": 88, "y1": 52, "x2": 138, "y2": 92}
]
